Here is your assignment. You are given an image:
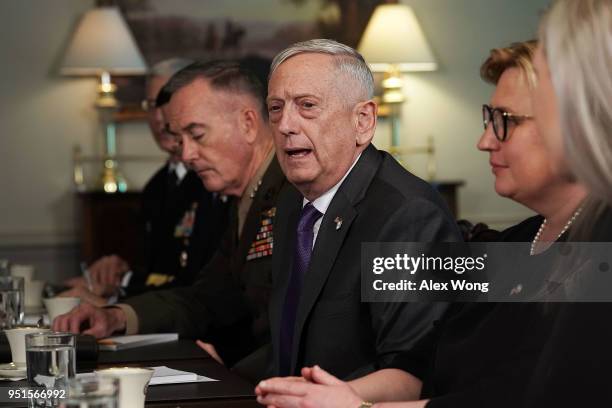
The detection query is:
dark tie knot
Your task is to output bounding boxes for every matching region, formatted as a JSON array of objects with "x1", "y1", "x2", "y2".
[{"x1": 298, "y1": 202, "x2": 323, "y2": 232}]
